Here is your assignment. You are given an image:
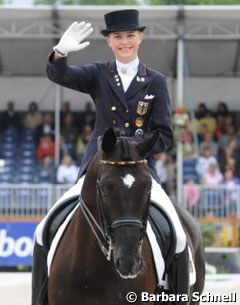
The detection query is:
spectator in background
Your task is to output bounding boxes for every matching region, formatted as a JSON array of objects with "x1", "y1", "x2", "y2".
[
  {"x1": 184, "y1": 178, "x2": 200, "y2": 214},
  {"x1": 215, "y1": 101, "x2": 230, "y2": 123},
  {"x1": 37, "y1": 155, "x2": 56, "y2": 183},
  {"x1": 195, "y1": 146, "x2": 219, "y2": 179},
  {"x1": 180, "y1": 126, "x2": 195, "y2": 159},
  {"x1": 75, "y1": 124, "x2": 93, "y2": 165},
  {"x1": 225, "y1": 158, "x2": 236, "y2": 174},
  {"x1": 202, "y1": 162, "x2": 223, "y2": 186},
  {"x1": 36, "y1": 112, "x2": 55, "y2": 143},
  {"x1": 154, "y1": 153, "x2": 169, "y2": 195},
  {"x1": 218, "y1": 139, "x2": 240, "y2": 176},
  {"x1": 181, "y1": 125, "x2": 193, "y2": 143},
  {"x1": 60, "y1": 100, "x2": 76, "y2": 127},
  {"x1": 199, "y1": 132, "x2": 218, "y2": 157},
  {"x1": 78, "y1": 101, "x2": 96, "y2": 131},
  {"x1": 1, "y1": 101, "x2": 22, "y2": 132},
  {"x1": 218, "y1": 124, "x2": 236, "y2": 150},
  {"x1": 195, "y1": 102, "x2": 212, "y2": 119},
  {"x1": 59, "y1": 134, "x2": 74, "y2": 159},
  {"x1": 36, "y1": 134, "x2": 55, "y2": 162},
  {"x1": 24, "y1": 101, "x2": 43, "y2": 135},
  {"x1": 201, "y1": 162, "x2": 223, "y2": 217},
  {"x1": 61, "y1": 113, "x2": 79, "y2": 154},
  {"x1": 198, "y1": 113, "x2": 216, "y2": 136},
  {"x1": 214, "y1": 101, "x2": 231, "y2": 137},
  {"x1": 56, "y1": 154, "x2": 78, "y2": 184},
  {"x1": 223, "y1": 168, "x2": 238, "y2": 215},
  {"x1": 215, "y1": 114, "x2": 234, "y2": 140},
  {"x1": 197, "y1": 123, "x2": 209, "y2": 144}
]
